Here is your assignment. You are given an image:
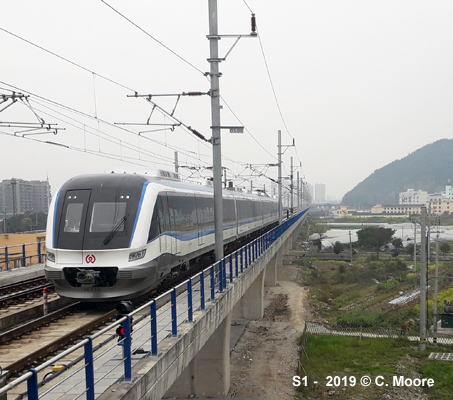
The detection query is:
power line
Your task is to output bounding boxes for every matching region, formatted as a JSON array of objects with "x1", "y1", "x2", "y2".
[
  {"x1": 98, "y1": 2, "x2": 282, "y2": 167},
  {"x1": 0, "y1": 81, "x2": 212, "y2": 165},
  {"x1": 1, "y1": 9, "x2": 294, "y2": 185},
  {"x1": 0, "y1": 27, "x2": 133, "y2": 93},
  {"x1": 220, "y1": 95, "x2": 277, "y2": 161},
  {"x1": 100, "y1": 0, "x2": 206, "y2": 76}
]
